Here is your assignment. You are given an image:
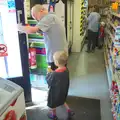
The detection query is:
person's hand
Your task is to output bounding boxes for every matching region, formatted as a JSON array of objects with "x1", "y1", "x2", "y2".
[
  {"x1": 17, "y1": 24, "x2": 23, "y2": 31},
  {"x1": 47, "y1": 66, "x2": 53, "y2": 73}
]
